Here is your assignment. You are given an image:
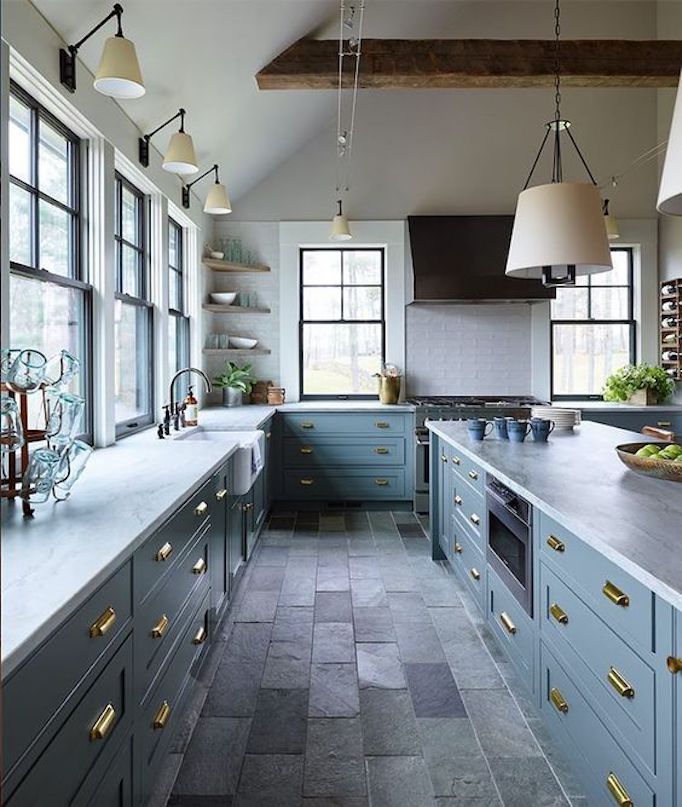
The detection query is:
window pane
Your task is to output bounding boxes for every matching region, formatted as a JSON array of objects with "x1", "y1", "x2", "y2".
[
  {"x1": 302, "y1": 251, "x2": 341, "y2": 285},
  {"x1": 10, "y1": 183, "x2": 32, "y2": 266},
  {"x1": 121, "y1": 244, "x2": 140, "y2": 297},
  {"x1": 553, "y1": 323, "x2": 632, "y2": 397},
  {"x1": 591, "y1": 287, "x2": 629, "y2": 320},
  {"x1": 38, "y1": 119, "x2": 69, "y2": 205},
  {"x1": 343, "y1": 286, "x2": 382, "y2": 320},
  {"x1": 343, "y1": 251, "x2": 382, "y2": 285},
  {"x1": 114, "y1": 300, "x2": 151, "y2": 424},
  {"x1": 169, "y1": 268, "x2": 183, "y2": 312},
  {"x1": 39, "y1": 200, "x2": 70, "y2": 276},
  {"x1": 168, "y1": 314, "x2": 178, "y2": 376},
  {"x1": 304, "y1": 287, "x2": 341, "y2": 320},
  {"x1": 550, "y1": 288, "x2": 588, "y2": 320},
  {"x1": 9, "y1": 96, "x2": 31, "y2": 184},
  {"x1": 302, "y1": 323, "x2": 382, "y2": 395},
  {"x1": 169, "y1": 223, "x2": 179, "y2": 268},
  {"x1": 591, "y1": 252, "x2": 629, "y2": 286},
  {"x1": 121, "y1": 185, "x2": 139, "y2": 244}
]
